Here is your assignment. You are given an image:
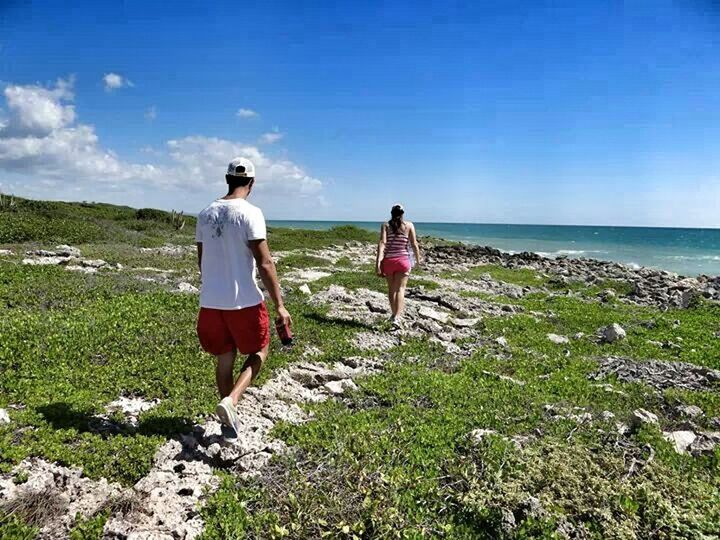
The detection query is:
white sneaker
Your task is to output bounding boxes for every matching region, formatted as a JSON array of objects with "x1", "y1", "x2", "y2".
[{"x1": 215, "y1": 397, "x2": 240, "y2": 443}]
